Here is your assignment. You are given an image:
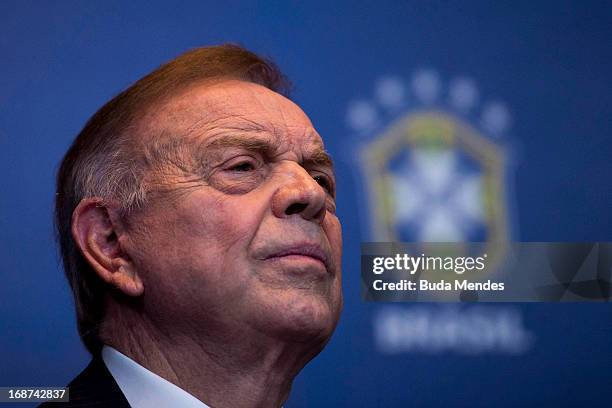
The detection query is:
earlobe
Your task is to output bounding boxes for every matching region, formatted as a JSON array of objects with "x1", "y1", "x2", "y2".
[
  {"x1": 72, "y1": 198, "x2": 144, "y2": 297},
  {"x1": 109, "y1": 259, "x2": 144, "y2": 297}
]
